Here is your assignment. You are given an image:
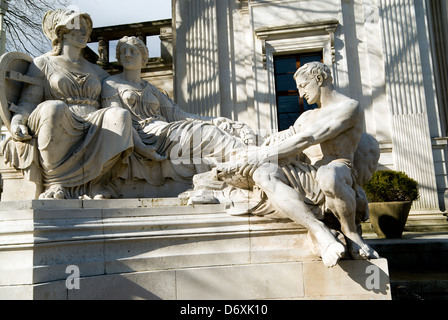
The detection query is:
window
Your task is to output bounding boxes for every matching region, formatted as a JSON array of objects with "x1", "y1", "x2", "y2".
[
  {"x1": 274, "y1": 52, "x2": 323, "y2": 131},
  {"x1": 255, "y1": 19, "x2": 338, "y2": 131}
]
